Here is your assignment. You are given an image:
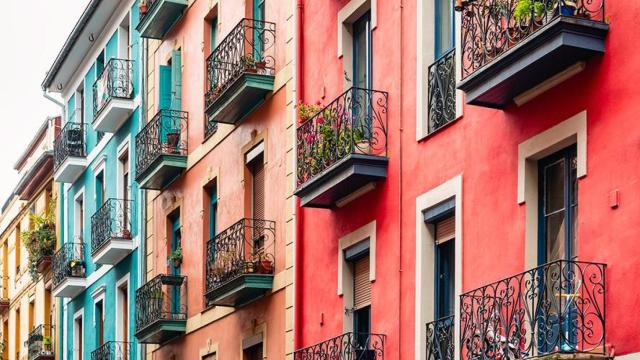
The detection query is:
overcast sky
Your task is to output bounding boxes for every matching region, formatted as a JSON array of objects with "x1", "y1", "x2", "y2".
[{"x1": 0, "y1": 0, "x2": 89, "y2": 203}]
